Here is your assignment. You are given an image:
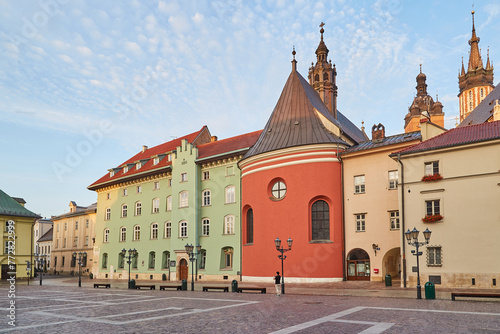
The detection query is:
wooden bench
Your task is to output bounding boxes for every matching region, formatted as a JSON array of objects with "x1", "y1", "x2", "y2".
[
  {"x1": 451, "y1": 292, "x2": 500, "y2": 301},
  {"x1": 135, "y1": 284, "x2": 155, "y2": 290},
  {"x1": 237, "y1": 287, "x2": 266, "y2": 294},
  {"x1": 159, "y1": 285, "x2": 182, "y2": 291},
  {"x1": 94, "y1": 283, "x2": 110, "y2": 288},
  {"x1": 202, "y1": 286, "x2": 229, "y2": 292}
]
